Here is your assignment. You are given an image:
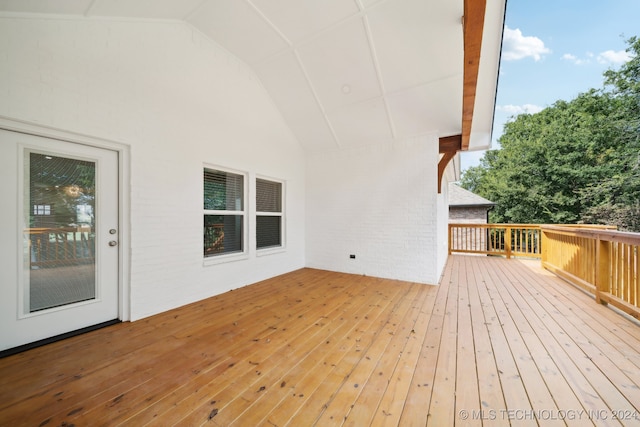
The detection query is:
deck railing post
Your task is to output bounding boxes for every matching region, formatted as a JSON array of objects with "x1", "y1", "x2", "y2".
[
  {"x1": 595, "y1": 236, "x2": 610, "y2": 305},
  {"x1": 540, "y1": 227, "x2": 547, "y2": 265},
  {"x1": 505, "y1": 226, "x2": 512, "y2": 259}
]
